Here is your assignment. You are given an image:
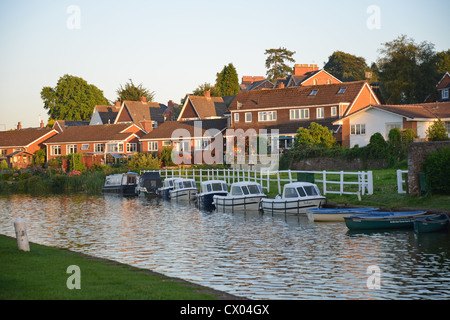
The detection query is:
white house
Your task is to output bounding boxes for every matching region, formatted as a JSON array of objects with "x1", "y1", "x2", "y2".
[{"x1": 333, "y1": 102, "x2": 450, "y2": 147}]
